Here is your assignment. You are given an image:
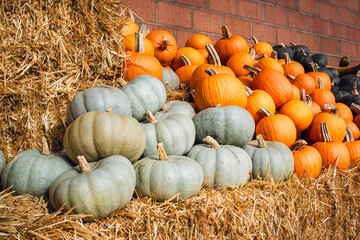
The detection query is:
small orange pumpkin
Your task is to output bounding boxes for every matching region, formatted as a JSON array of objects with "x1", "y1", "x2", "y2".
[
  {"x1": 174, "y1": 55, "x2": 198, "y2": 86},
  {"x1": 300, "y1": 90, "x2": 322, "y2": 116},
  {"x1": 254, "y1": 52, "x2": 284, "y2": 75},
  {"x1": 245, "y1": 86, "x2": 276, "y2": 124},
  {"x1": 185, "y1": 34, "x2": 213, "y2": 50},
  {"x1": 251, "y1": 36, "x2": 273, "y2": 57},
  {"x1": 282, "y1": 53, "x2": 305, "y2": 78},
  {"x1": 124, "y1": 32, "x2": 155, "y2": 55},
  {"x1": 344, "y1": 127, "x2": 360, "y2": 165},
  {"x1": 238, "y1": 75, "x2": 253, "y2": 87},
  {"x1": 118, "y1": 11, "x2": 139, "y2": 36},
  {"x1": 345, "y1": 120, "x2": 360, "y2": 140},
  {"x1": 310, "y1": 77, "x2": 336, "y2": 111},
  {"x1": 171, "y1": 47, "x2": 204, "y2": 71},
  {"x1": 197, "y1": 48, "x2": 209, "y2": 63},
  {"x1": 351, "y1": 103, "x2": 360, "y2": 129},
  {"x1": 331, "y1": 103, "x2": 353, "y2": 122},
  {"x1": 226, "y1": 50, "x2": 256, "y2": 77},
  {"x1": 146, "y1": 30, "x2": 178, "y2": 66},
  {"x1": 307, "y1": 63, "x2": 331, "y2": 90},
  {"x1": 279, "y1": 99, "x2": 313, "y2": 132},
  {"x1": 288, "y1": 74, "x2": 315, "y2": 95}
]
